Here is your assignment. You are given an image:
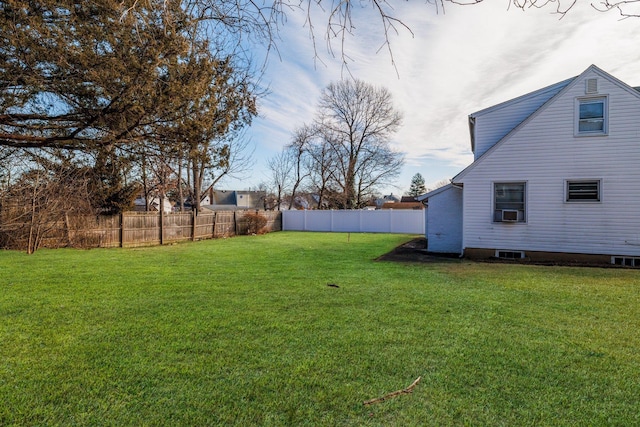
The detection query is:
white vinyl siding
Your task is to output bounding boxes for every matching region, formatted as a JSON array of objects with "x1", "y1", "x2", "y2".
[
  {"x1": 457, "y1": 67, "x2": 640, "y2": 257},
  {"x1": 425, "y1": 185, "x2": 463, "y2": 253},
  {"x1": 471, "y1": 79, "x2": 572, "y2": 159}
]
